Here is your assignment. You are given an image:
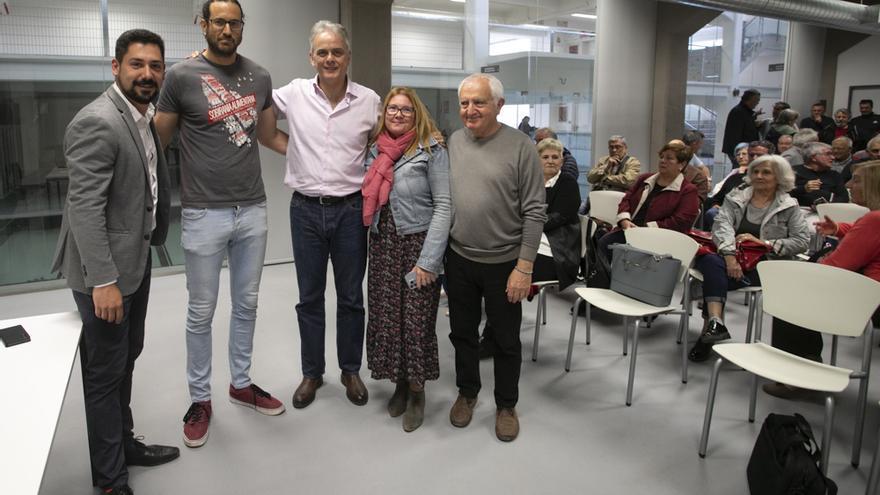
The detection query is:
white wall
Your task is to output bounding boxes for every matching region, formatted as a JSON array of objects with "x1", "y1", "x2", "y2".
[
  {"x1": 833, "y1": 34, "x2": 880, "y2": 112},
  {"x1": 782, "y1": 22, "x2": 826, "y2": 115},
  {"x1": 238, "y1": 1, "x2": 339, "y2": 263}
]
